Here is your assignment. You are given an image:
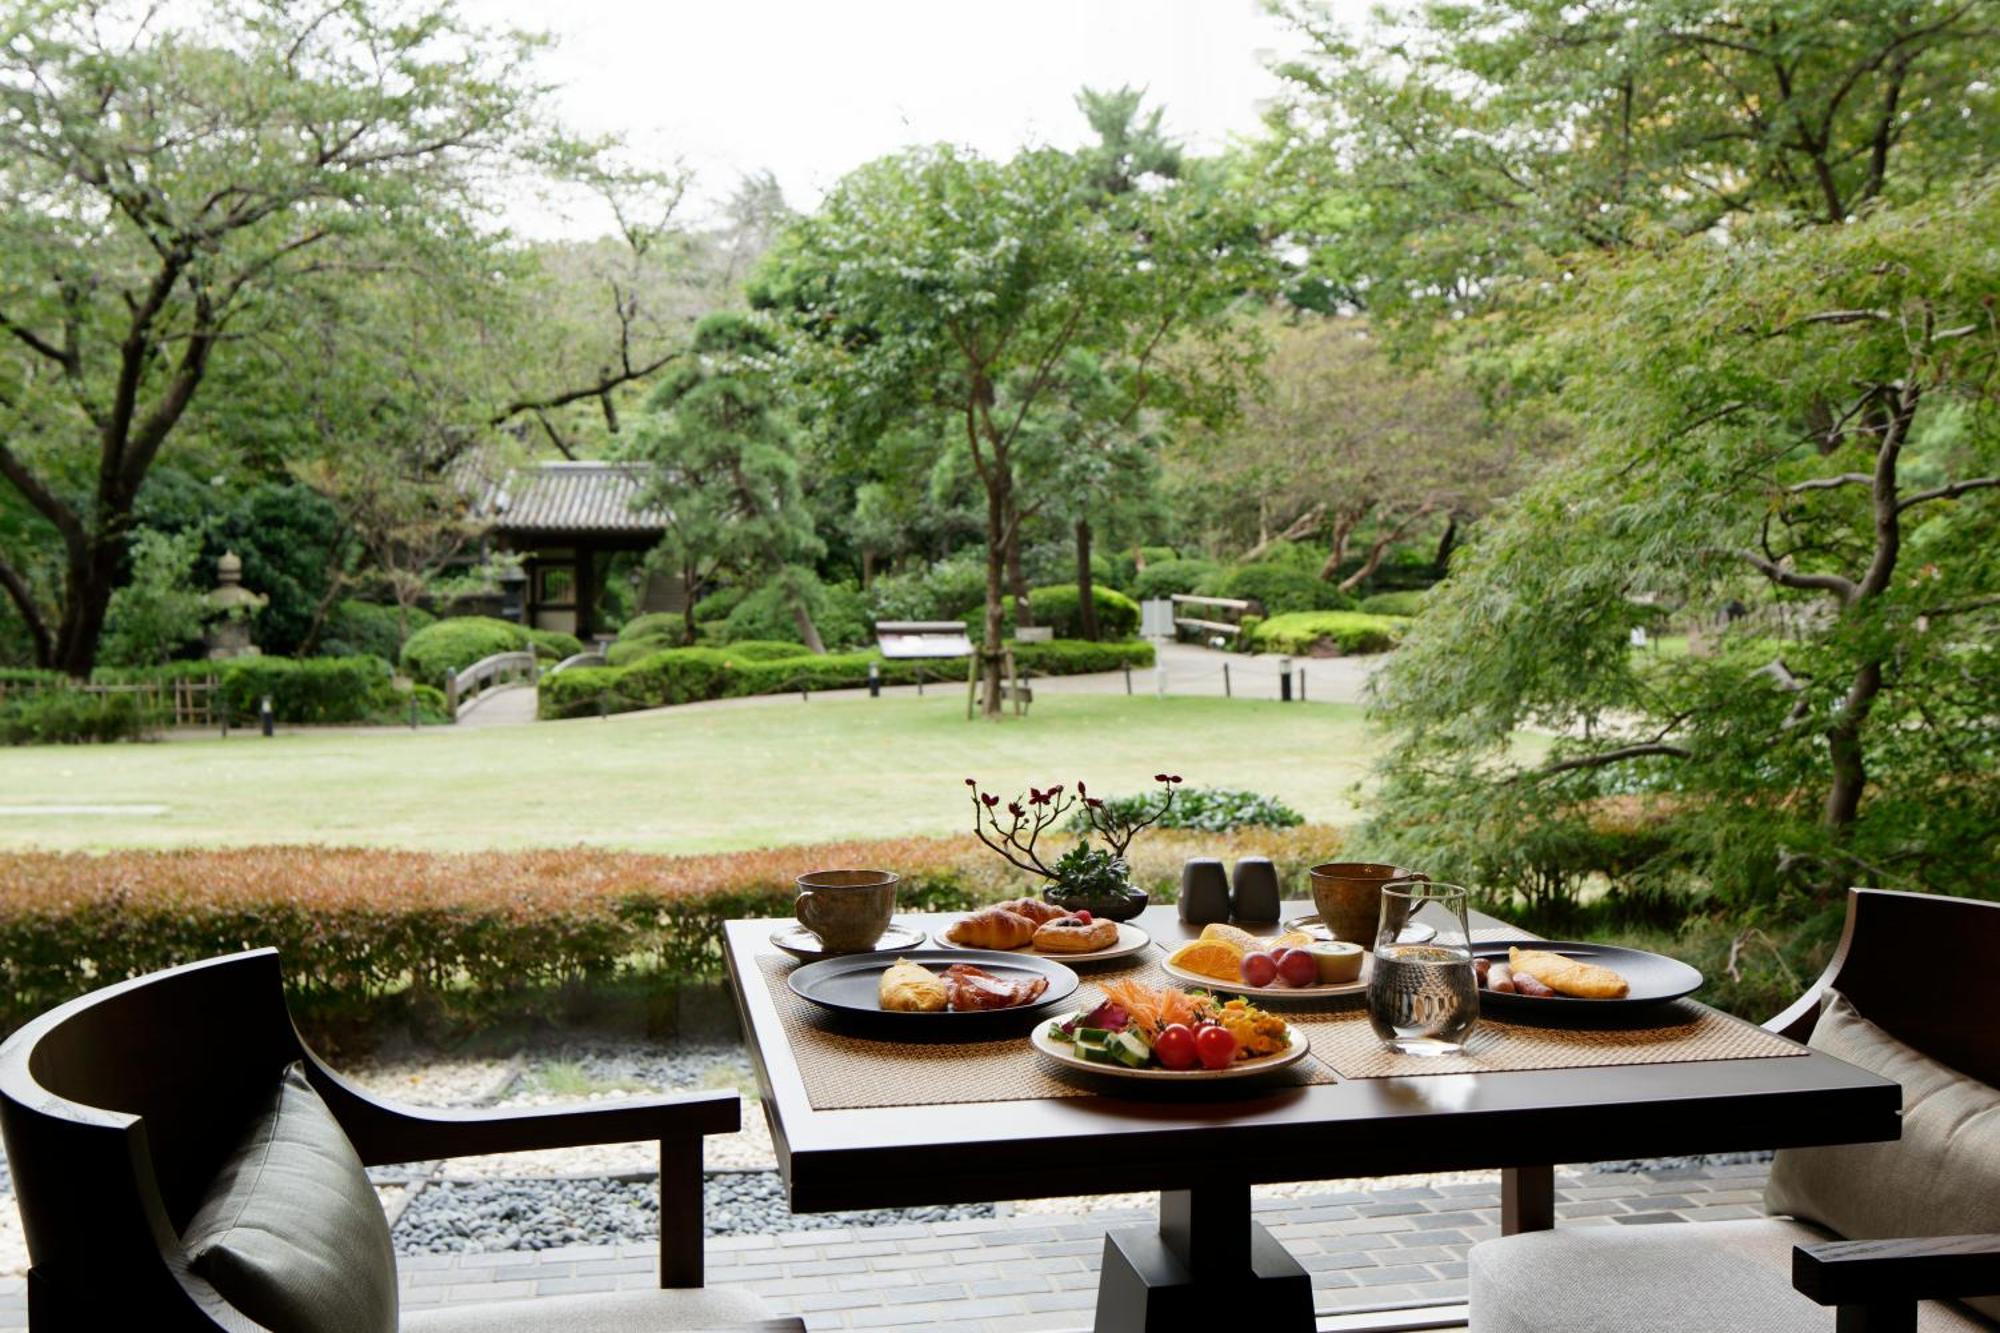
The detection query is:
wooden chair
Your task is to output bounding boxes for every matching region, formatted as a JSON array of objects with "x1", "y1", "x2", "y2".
[
  {"x1": 1469, "y1": 887, "x2": 2000, "y2": 1332},
  {"x1": 0, "y1": 949, "x2": 801, "y2": 1331}
]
